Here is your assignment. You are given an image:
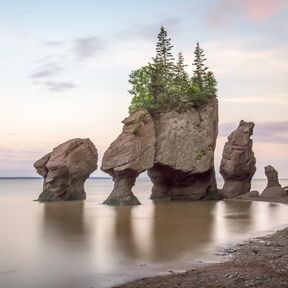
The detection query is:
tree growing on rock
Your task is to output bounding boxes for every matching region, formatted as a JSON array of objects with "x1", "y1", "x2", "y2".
[{"x1": 128, "y1": 27, "x2": 217, "y2": 114}]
